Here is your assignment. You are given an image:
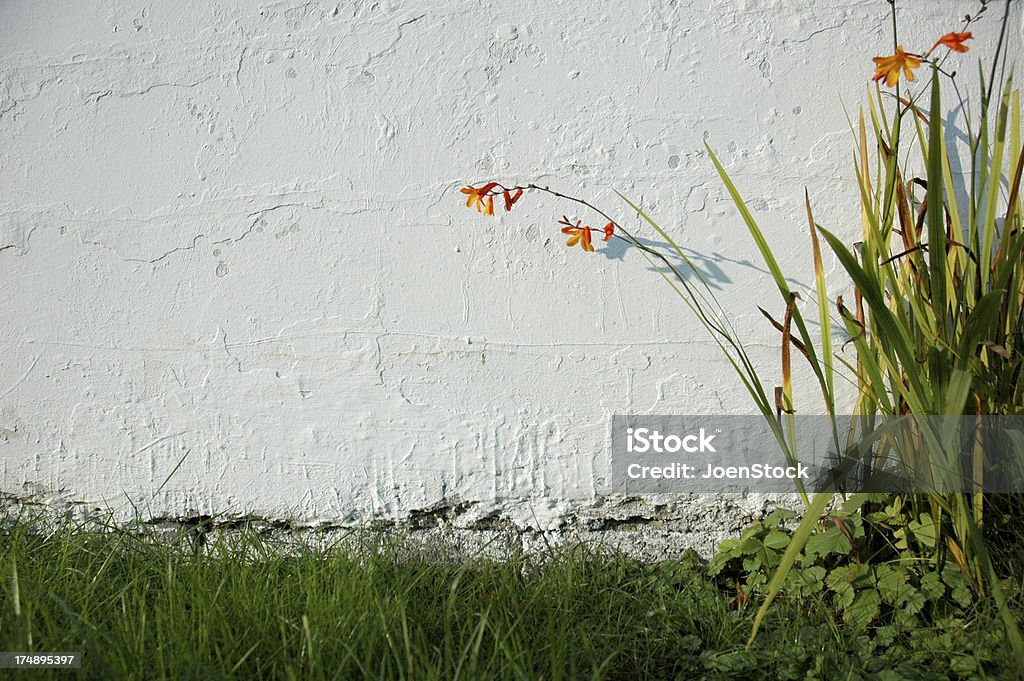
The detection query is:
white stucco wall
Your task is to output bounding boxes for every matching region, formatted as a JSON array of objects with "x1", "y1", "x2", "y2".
[{"x1": 2, "y1": 1, "x2": 1020, "y2": 553}]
